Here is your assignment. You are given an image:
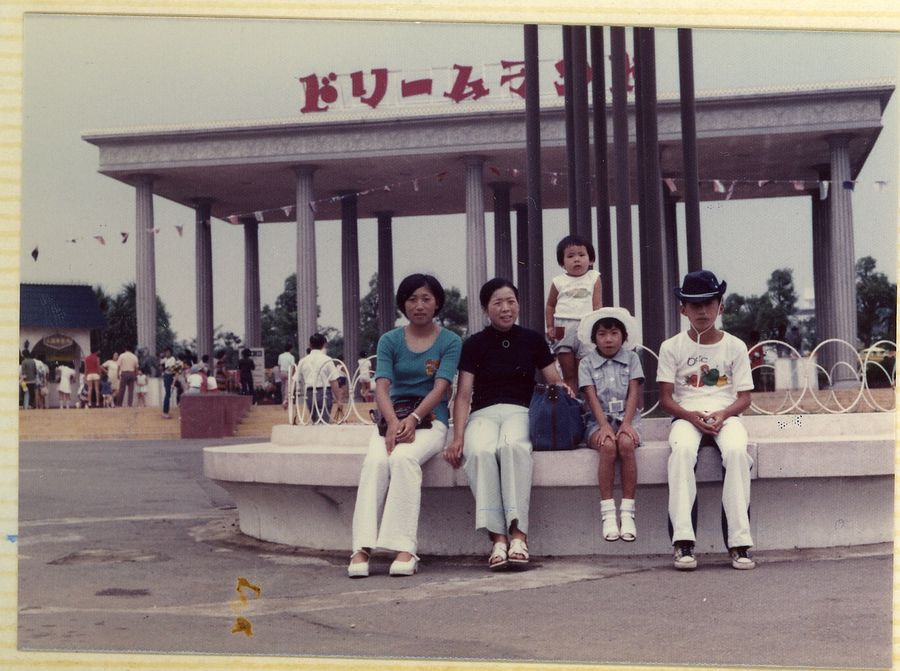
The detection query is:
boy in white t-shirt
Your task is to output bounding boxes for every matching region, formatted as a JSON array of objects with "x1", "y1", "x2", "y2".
[
  {"x1": 545, "y1": 234, "x2": 602, "y2": 392},
  {"x1": 657, "y1": 270, "x2": 756, "y2": 572}
]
